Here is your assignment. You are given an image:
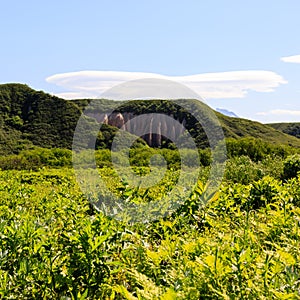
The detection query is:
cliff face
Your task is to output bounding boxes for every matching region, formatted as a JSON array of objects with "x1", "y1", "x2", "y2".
[{"x1": 86, "y1": 112, "x2": 186, "y2": 147}]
